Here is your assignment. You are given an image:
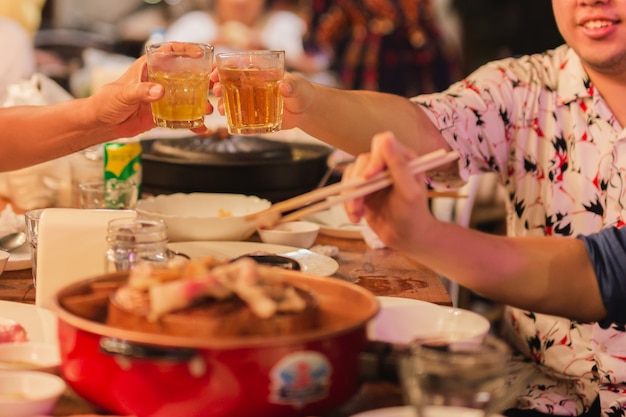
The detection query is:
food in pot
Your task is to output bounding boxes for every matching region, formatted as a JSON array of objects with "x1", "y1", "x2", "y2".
[
  {"x1": 106, "y1": 257, "x2": 321, "y2": 337},
  {"x1": 0, "y1": 318, "x2": 27, "y2": 343}
]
